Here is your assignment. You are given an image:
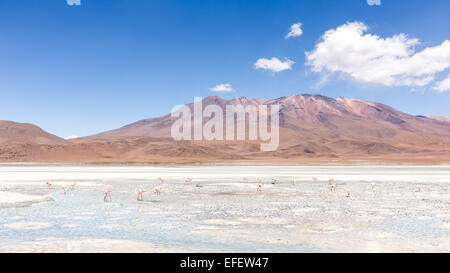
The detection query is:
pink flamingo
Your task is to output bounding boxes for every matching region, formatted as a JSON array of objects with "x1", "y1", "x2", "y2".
[
  {"x1": 370, "y1": 183, "x2": 375, "y2": 190},
  {"x1": 257, "y1": 178, "x2": 264, "y2": 192},
  {"x1": 60, "y1": 186, "x2": 67, "y2": 195},
  {"x1": 330, "y1": 183, "x2": 337, "y2": 192},
  {"x1": 158, "y1": 177, "x2": 166, "y2": 184},
  {"x1": 45, "y1": 181, "x2": 52, "y2": 187},
  {"x1": 329, "y1": 178, "x2": 334, "y2": 185},
  {"x1": 416, "y1": 185, "x2": 421, "y2": 192},
  {"x1": 242, "y1": 177, "x2": 249, "y2": 183},
  {"x1": 312, "y1": 177, "x2": 319, "y2": 183},
  {"x1": 137, "y1": 189, "x2": 146, "y2": 201},
  {"x1": 345, "y1": 189, "x2": 351, "y2": 198},
  {"x1": 104, "y1": 188, "x2": 112, "y2": 202},
  {"x1": 70, "y1": 182, "x2": 77, "y2": 190},
  {"x1": 185, "y1": 177, "x2": 192, "y2": 183},
  {"x1": 257, "y1": 183, "x2": 264, "y2": 192},
  {"x1": 271, "y1": 177, "x2": 278, "y2": 184},
  {"x1": 153, "y1": 186, "x2": 164, "y2": 195}
]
